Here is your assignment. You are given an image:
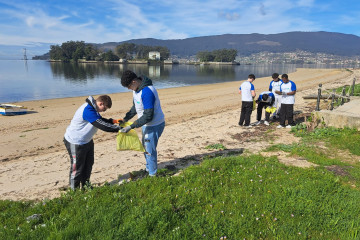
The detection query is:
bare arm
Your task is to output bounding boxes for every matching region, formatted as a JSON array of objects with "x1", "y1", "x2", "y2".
[{"x1": 286, "y1": 90, "x2": 296, "y2": 95}]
